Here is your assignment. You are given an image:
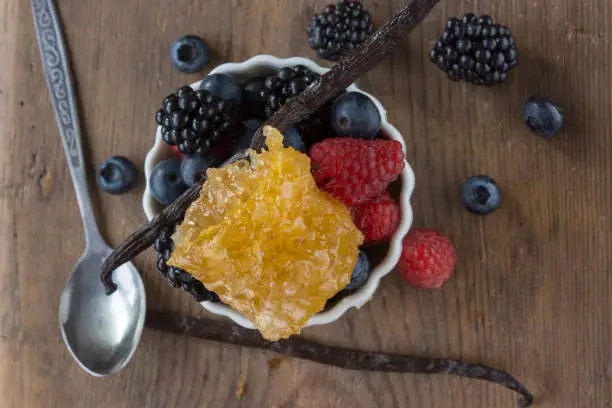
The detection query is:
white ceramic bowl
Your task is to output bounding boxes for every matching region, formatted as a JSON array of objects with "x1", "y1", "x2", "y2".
[{"x1": 143, "y1": 55, "x2": 415, "y2": 330}]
